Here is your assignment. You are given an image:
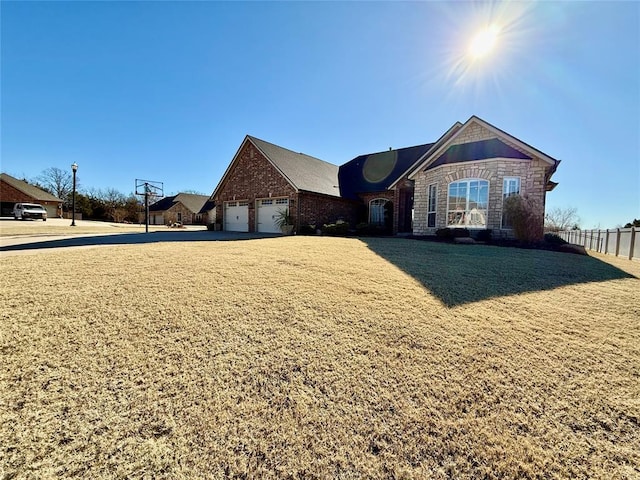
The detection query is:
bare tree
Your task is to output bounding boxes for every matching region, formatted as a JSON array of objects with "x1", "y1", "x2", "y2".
[
  {"x1": 545, "y1": 206, "x2": 580, "y2": 232},
  {"x1": 35, "y1": 167, "x2": 77, "y2": 201},
  {"x1": 101, "y1": 188, "x2": 127, "y2": 222}
]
